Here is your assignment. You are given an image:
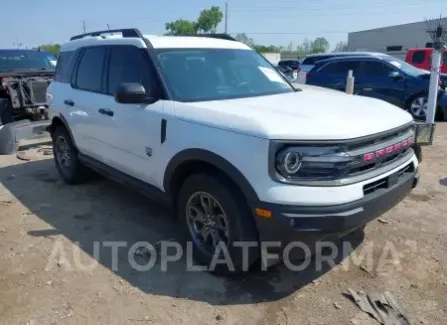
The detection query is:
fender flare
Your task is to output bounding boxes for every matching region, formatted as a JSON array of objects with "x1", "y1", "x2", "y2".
[
  {"x1": 163, "y1": 148, "x2": 259, "y2": 205},
  {"x1": 47, "y1": 114, "x2": 78, "y2": 148}
]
